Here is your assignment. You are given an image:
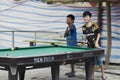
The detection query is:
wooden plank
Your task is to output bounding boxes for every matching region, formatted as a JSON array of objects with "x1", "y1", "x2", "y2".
[
  {"x1": 46, "y1": 0, "x2": 119, "y2": 3},
  {"x1": 105, "y1": 1, "x2": 112, "y2": 64},
  {"x1": 23, "y1": 40, "x2": 66, "y2": 46},
  {"x1": 97, "y1": 1, "x2": 103, "y2": 28},
  {"x1": 23, "y1": 39, "x2": 87, "y2": 47},
  {"x1": 46, "y1": 0, "x2": 103, "y2": 2},
  {"x1": 106, "y1": 0, "x2": 120, "y2": 2}
]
